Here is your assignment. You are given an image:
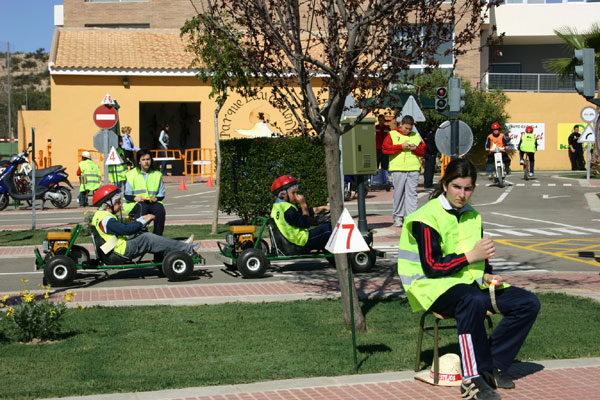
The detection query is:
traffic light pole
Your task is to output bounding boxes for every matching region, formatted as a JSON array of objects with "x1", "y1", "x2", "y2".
[{"x1": 450, "y1": 111, "x2": 459, "y2": 158}]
